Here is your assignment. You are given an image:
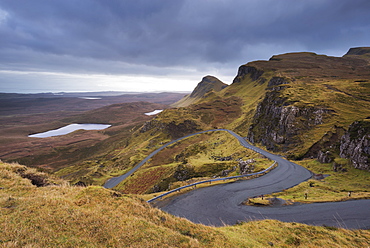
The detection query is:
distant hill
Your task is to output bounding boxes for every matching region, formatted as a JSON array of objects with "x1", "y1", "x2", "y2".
[
  {"x1": 171, "y1": 75, "x2": 227, "y2": 107},
  {"x1": 0, "y1": 92, "x2": 186, "y2": 115}
]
